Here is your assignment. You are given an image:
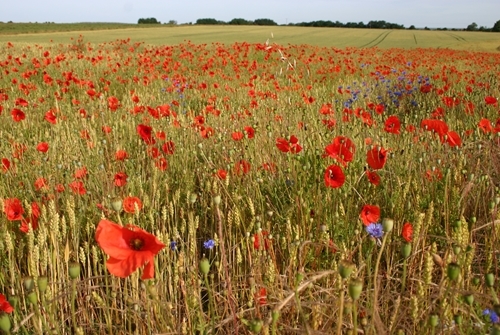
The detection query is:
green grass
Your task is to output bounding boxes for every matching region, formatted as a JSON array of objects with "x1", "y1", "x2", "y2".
[{"x1": 0, "y1": 24, "x2": 499, "y2": 51}]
